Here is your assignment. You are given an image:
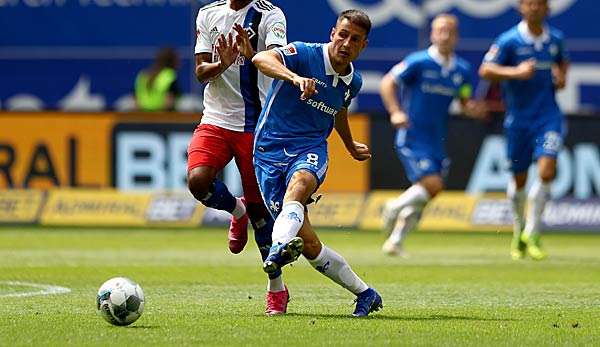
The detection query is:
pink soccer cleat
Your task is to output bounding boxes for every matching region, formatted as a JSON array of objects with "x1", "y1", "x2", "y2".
[
  {"x1": 265, "y1": 286, "x2": 289, "y2": 316},
  {"x1": 228, "y1": 198, "x2": 248, "y2": 254}
]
